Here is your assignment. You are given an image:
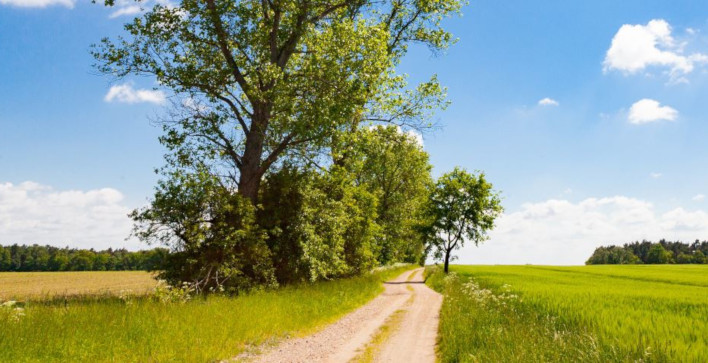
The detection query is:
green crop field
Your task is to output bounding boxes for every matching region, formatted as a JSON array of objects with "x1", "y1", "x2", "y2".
[
  {"x1": 0, "y1": 266, "x2": 413, "y2": 362},
  {"x1": 426, "y1": 265, "x2": 708, "y2": 363}
]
